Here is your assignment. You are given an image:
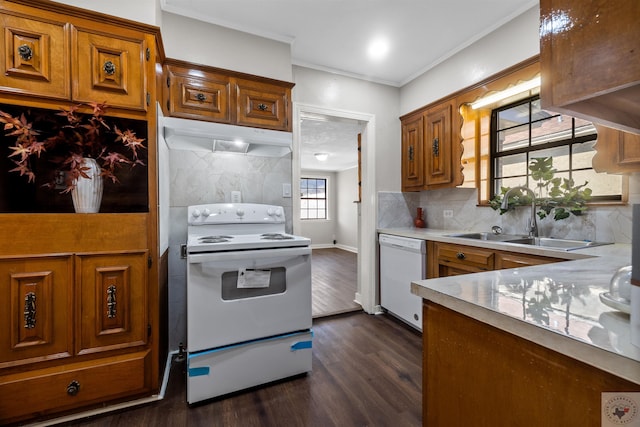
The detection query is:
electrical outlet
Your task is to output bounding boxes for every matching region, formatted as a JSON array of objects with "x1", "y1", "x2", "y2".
[{"x1": 443, "y1": 210, "x2": 453, "y2": 218}]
